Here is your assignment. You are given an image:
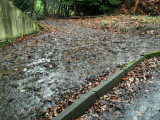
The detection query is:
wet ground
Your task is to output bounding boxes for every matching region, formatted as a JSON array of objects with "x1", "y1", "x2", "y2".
[
  {"x1": 80, "y1": 57, "x2": 160, "y2": 120},
  {"x1": 0, "y1": 16, "x2": 160, "y2": 119}
]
